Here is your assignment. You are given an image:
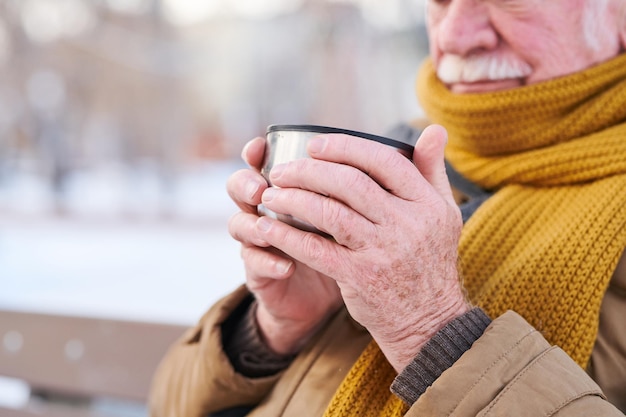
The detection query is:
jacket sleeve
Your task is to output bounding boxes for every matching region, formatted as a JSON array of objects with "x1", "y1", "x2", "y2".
[
  {"x1": 148, "y1": 285, "x2": 280, "y2": 417},
  {"x1": 407, "y1": 311, "x2": 624, "y2": 416}
]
